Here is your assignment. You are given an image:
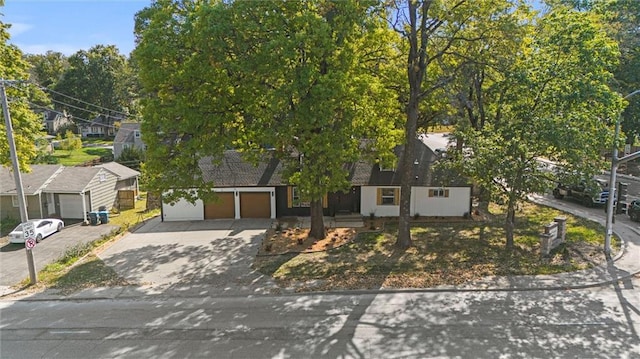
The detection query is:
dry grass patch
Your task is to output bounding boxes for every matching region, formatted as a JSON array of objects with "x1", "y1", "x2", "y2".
[
  {"x1": 258, "y1": 225, "x2": 358, "y2": 255},
  {"x1": 253, "y1": 202, "x2": 615, "y2": 292}
]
